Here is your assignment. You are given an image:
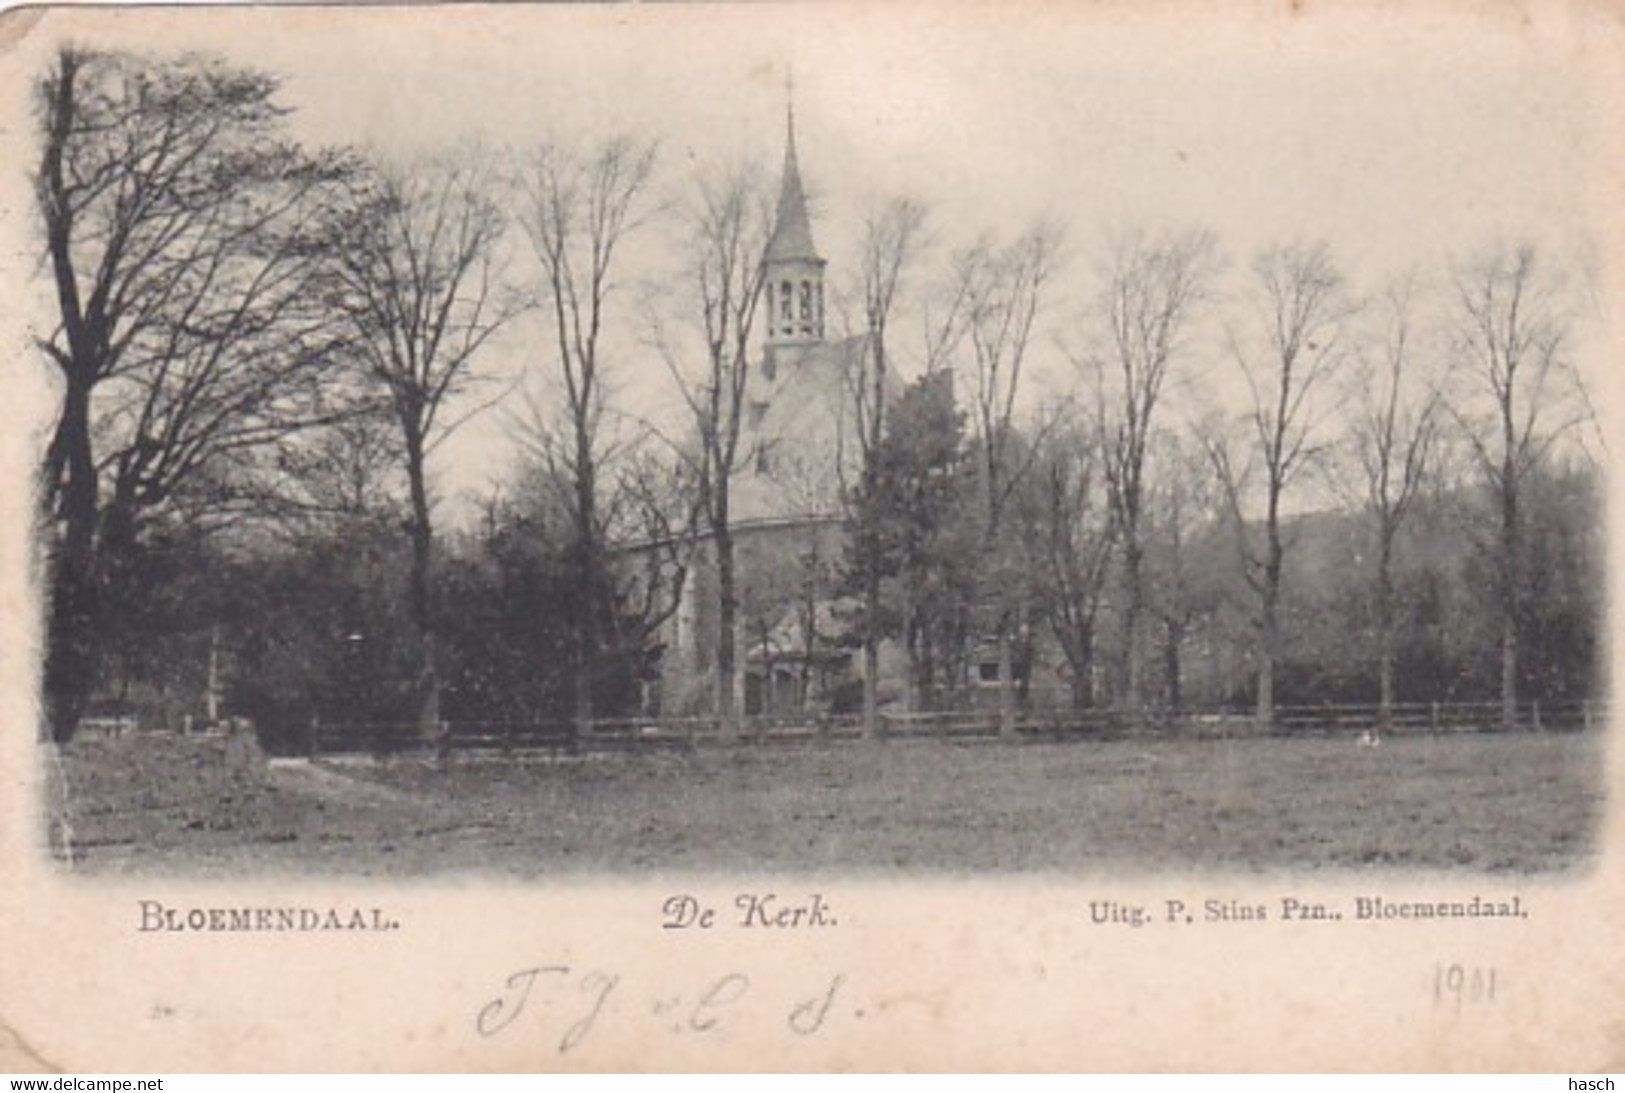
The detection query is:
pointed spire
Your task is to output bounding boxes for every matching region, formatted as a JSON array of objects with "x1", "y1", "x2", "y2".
[{"x1": 765, "y1": 80, "x2": 821, "y2": 265}]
